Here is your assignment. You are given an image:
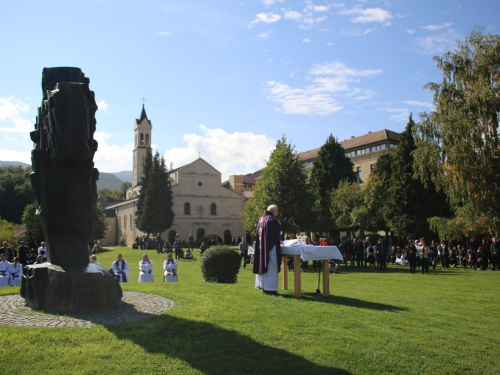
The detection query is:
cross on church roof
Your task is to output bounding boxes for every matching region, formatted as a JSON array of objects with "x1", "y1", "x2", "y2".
[{"x1": 141, "y1": 97, "x2": 146, "y2": 105}]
